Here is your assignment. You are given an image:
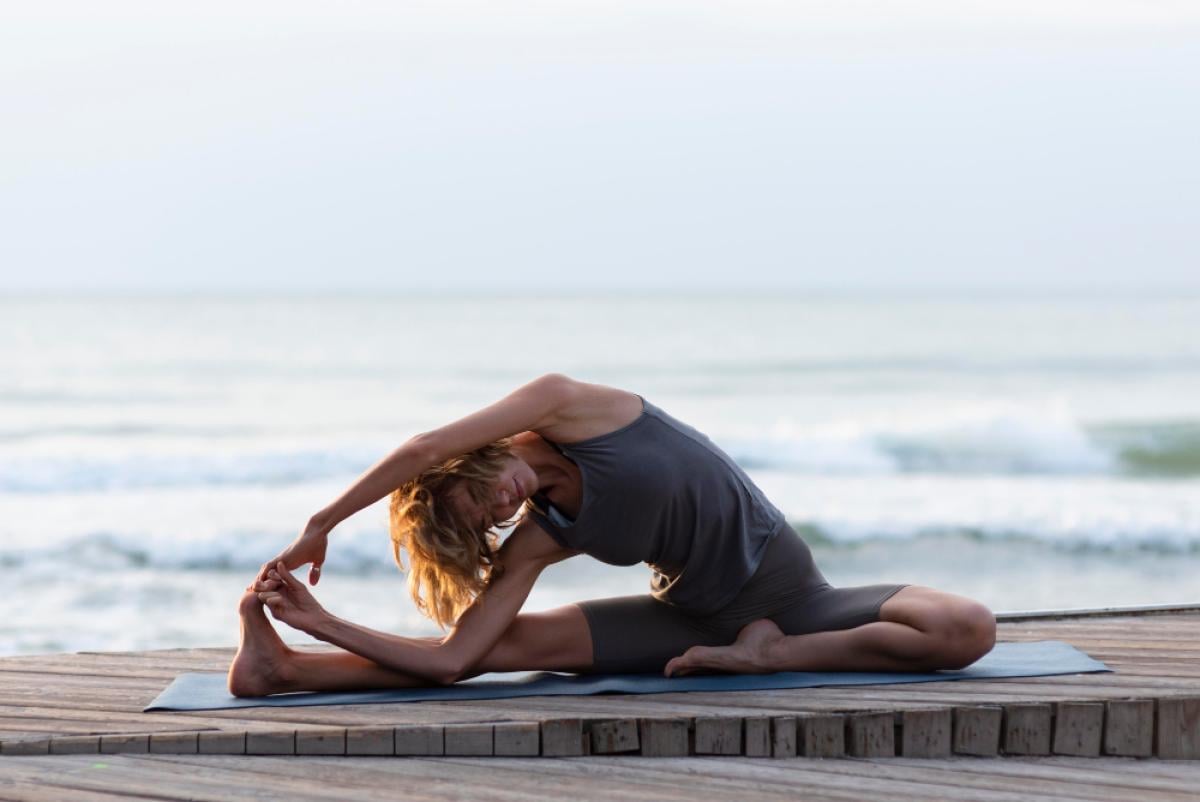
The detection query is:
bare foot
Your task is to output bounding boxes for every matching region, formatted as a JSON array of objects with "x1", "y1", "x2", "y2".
[
  {"x1": 227, "y1": 591, "x2": 297, "y2": 697},
  {"x1": 663, "y1": 618, "x2": 786, "y2": 678}
]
